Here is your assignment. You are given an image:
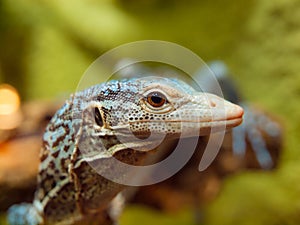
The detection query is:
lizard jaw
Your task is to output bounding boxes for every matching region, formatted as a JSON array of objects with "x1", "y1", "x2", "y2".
[
  {"x1": 169, "y1": 94, "x2": 244, "y2": 136},
  {"x1": 188, "y1": 93, "x2": 244, "y2": 135},
  {"x1": 122, "y1": 94, "x2": 244, "y2": 138}
]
